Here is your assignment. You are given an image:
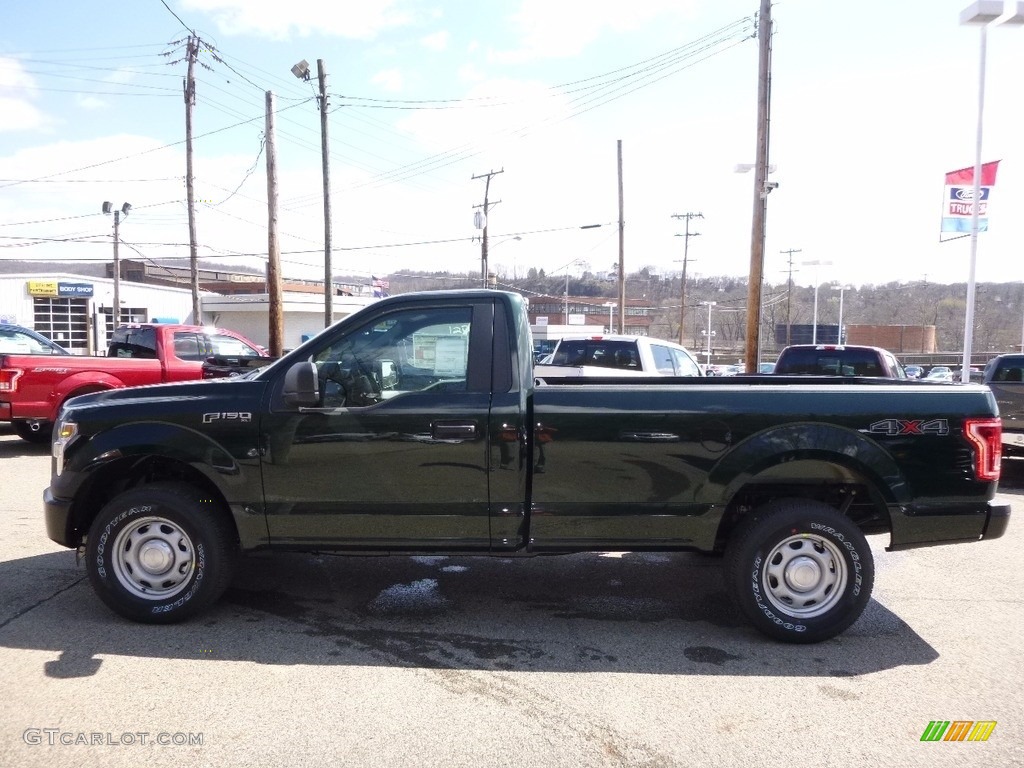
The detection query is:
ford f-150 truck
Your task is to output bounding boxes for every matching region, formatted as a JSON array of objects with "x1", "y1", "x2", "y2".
[
  {"x1": 984, "y1": 353, "x2": 1024, "y2": 458},
  {"x1": 534, "y1": 334, "x2": 703, "y2": 378},
  {"x1": 0, "y1": 323, "x2": 265, "y2": 443},
  {"x1": 773, "y1": 344, "x2": 908, "y2": 378},
  {"x1": 43, "y1": 290, "x2": 1009, "y2": 643}
]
